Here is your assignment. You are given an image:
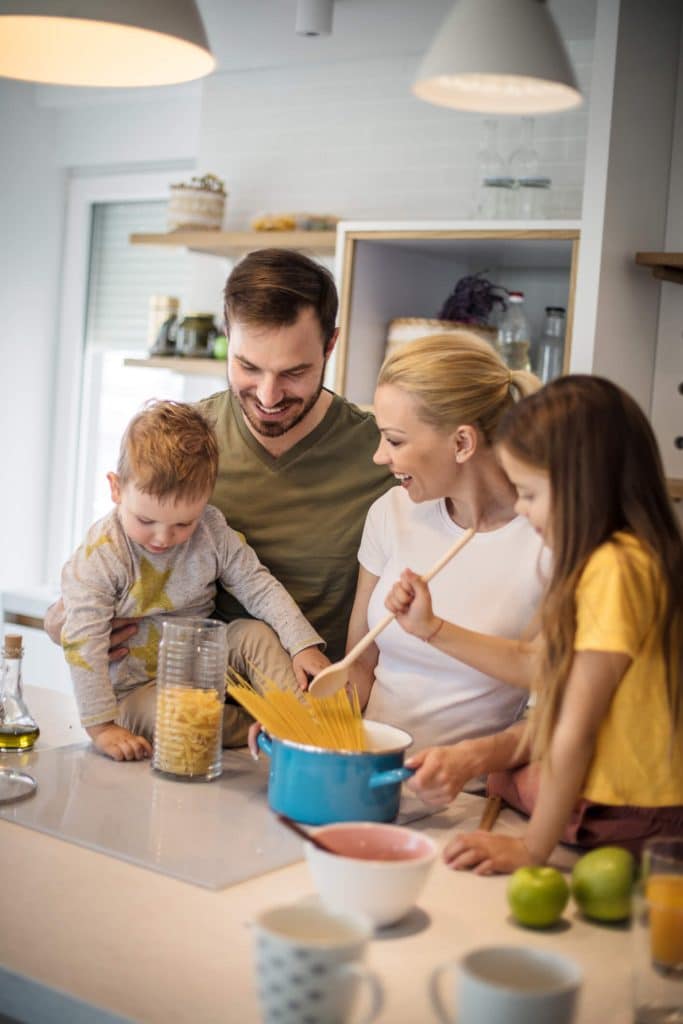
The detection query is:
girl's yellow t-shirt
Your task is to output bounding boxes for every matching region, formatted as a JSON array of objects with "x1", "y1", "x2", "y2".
[{"x1": 575, "y1": 531, "x2": 683, "y2": 806}]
